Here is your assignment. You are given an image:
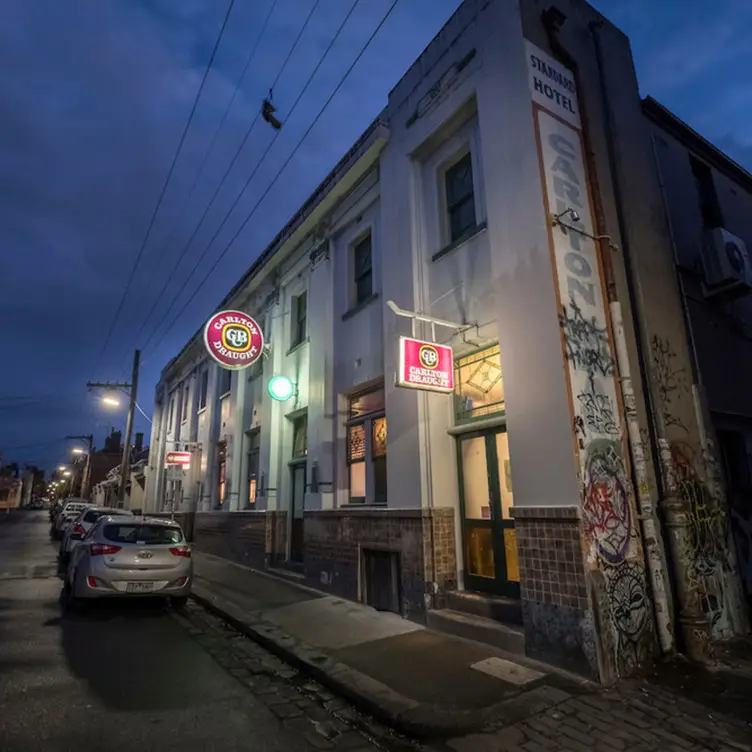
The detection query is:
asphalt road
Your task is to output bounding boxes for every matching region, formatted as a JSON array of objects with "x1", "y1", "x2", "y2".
[{"x1": 0, "y1": 511, "x2": 388, "y2": 752}]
